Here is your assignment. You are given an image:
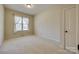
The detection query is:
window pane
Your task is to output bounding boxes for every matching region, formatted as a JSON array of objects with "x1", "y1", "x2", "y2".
[
  {"x1": 15, "y1": 24, "x2": 22, "y2": 32},
  {"x1": 15, "y1": 16, "x2": 22, "y2": 24},
  {"x1": 14, "y1": 16, "x2": 29, "y2": 32},
  {"x1": 23, "y1": 25, "x2": 29, "y2": 30},
  {"x1": 23, "y1": 17, "x2": 29, "y2": 30},
  {"x1": 23, "y1": 17, "x2": 29, "y2": 24},
  {"x1": 14, "y1": 16, "x2": 22, "y2": 32}
]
